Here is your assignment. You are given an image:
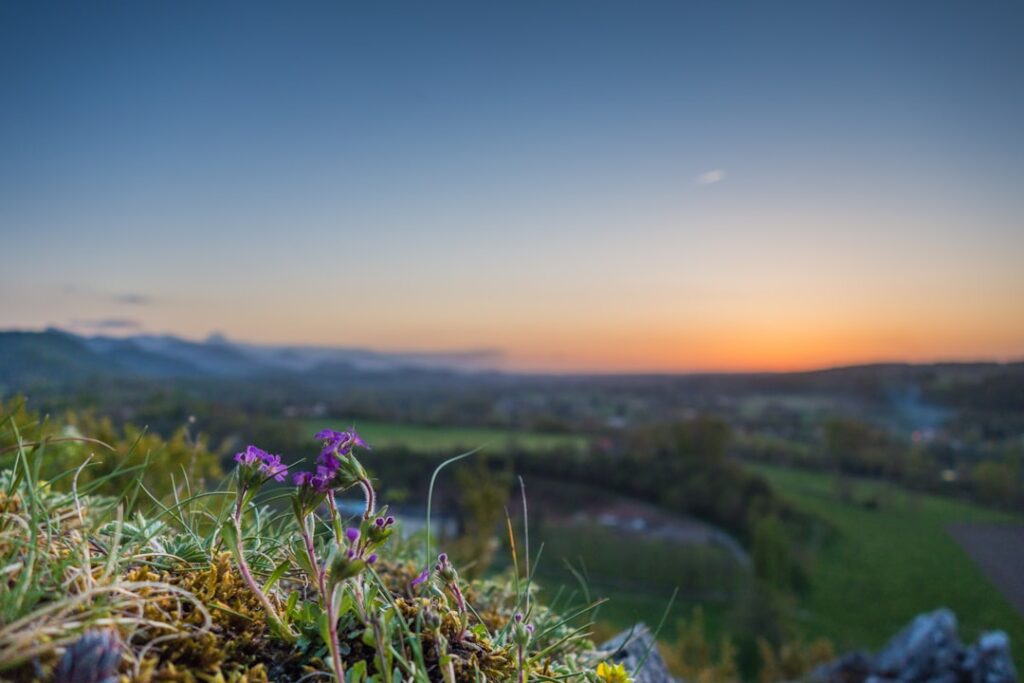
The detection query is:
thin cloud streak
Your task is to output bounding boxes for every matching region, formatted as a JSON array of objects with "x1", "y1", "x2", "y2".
[
  {"x1": 695, "y1": 169, "x2": 726, "y2": 185},
  {"x1": 69, "y1": 318, "x2": 143, "y2": 332},
  {"x1": 113, "y1": 293, "x2": 153, "y2": 305},
  {"x1": 58, "y1": 285, "x2": 154, "y2": 306}
]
